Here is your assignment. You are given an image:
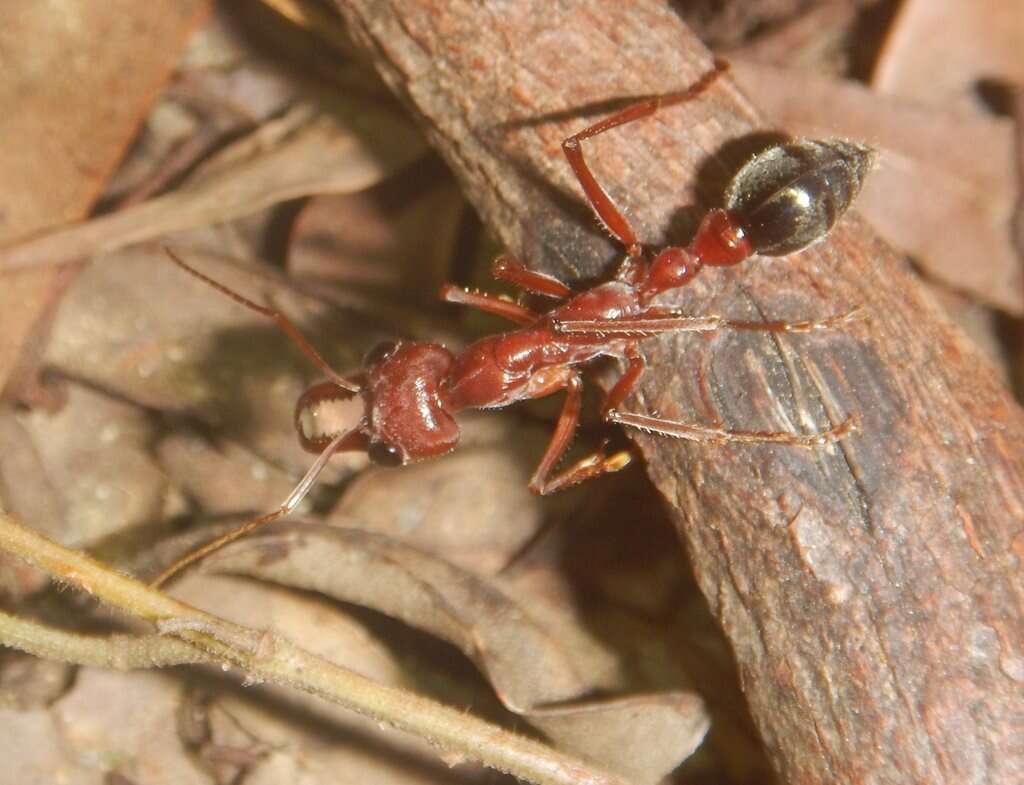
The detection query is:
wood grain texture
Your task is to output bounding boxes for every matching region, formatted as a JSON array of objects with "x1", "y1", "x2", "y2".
[{"x1": 331, "y1": 2, "x2": 1024, "y2": 783}]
